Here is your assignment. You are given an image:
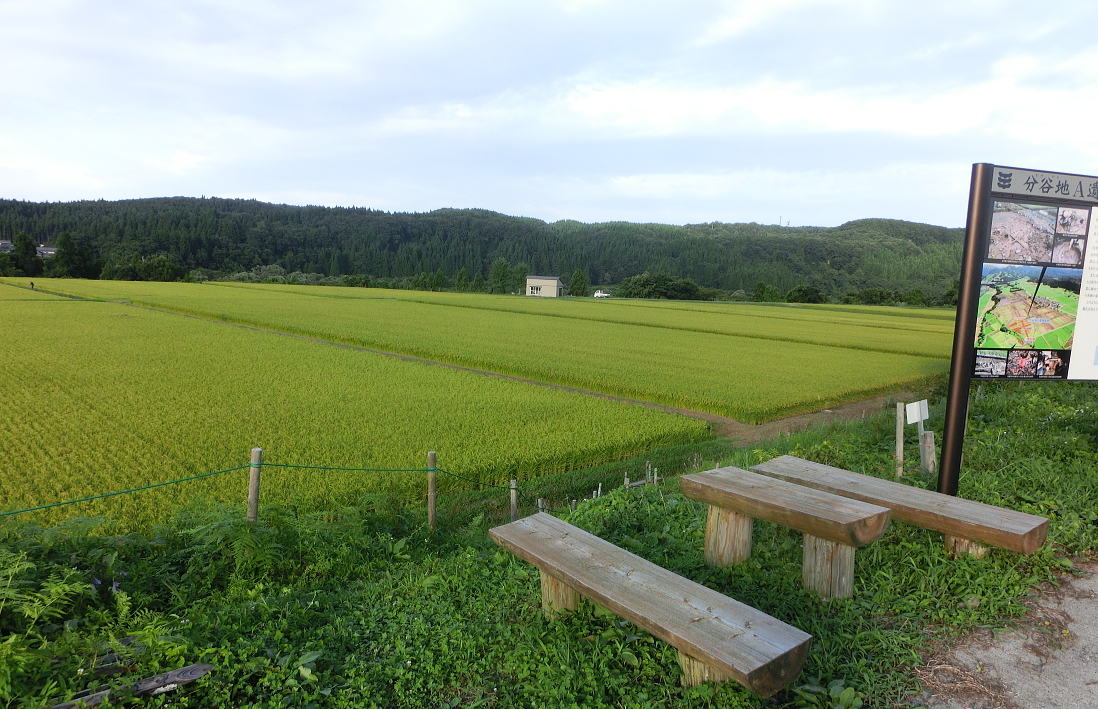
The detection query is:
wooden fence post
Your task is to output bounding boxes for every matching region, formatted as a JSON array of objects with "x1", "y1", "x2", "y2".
[
  {"x1": 895, "y1": 402, "x2": 904, "y2": 477},
  {"x1": 247, "y1": 448, "x2": 262, "y2": 523},
  {"x1": 510, "y1": 479, "x2": 518, "y2": 522},
  {"x1": 920, "y1": 431, "x2": 937, "y2": 476},
  {"x1": 427, "y1": 451, "x2": 437, "y2": 531}
]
